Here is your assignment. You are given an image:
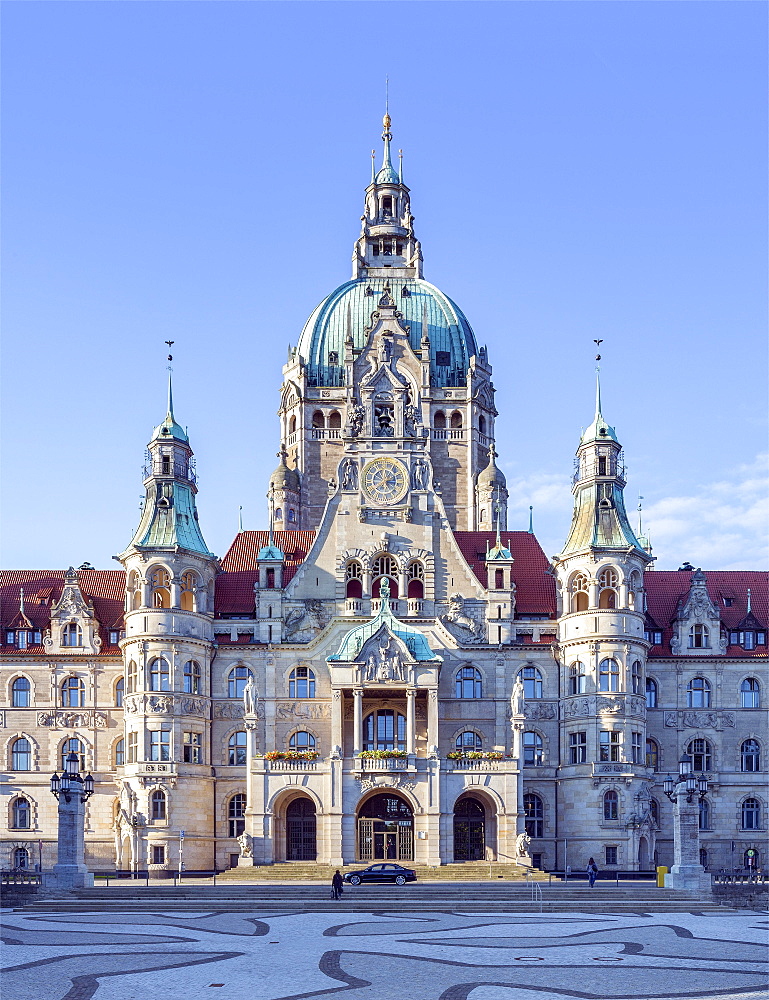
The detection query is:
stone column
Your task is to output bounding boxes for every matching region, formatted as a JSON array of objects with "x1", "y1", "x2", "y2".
[
  {"x1": 331, "y1": 689, "x2": 343, "y2": 755},
  {"x1": 427, "y1": 688, "x2": 438, "y2": 755},
  {"x1": 406, "y1": 687, "x2": 416, "y2": 755},
  {"x1": 664, "y1": 785, "x2": 710, "y2": 892},
  {"x1": 353, "y1": 687, "x2": 363, "y2": 756}
]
